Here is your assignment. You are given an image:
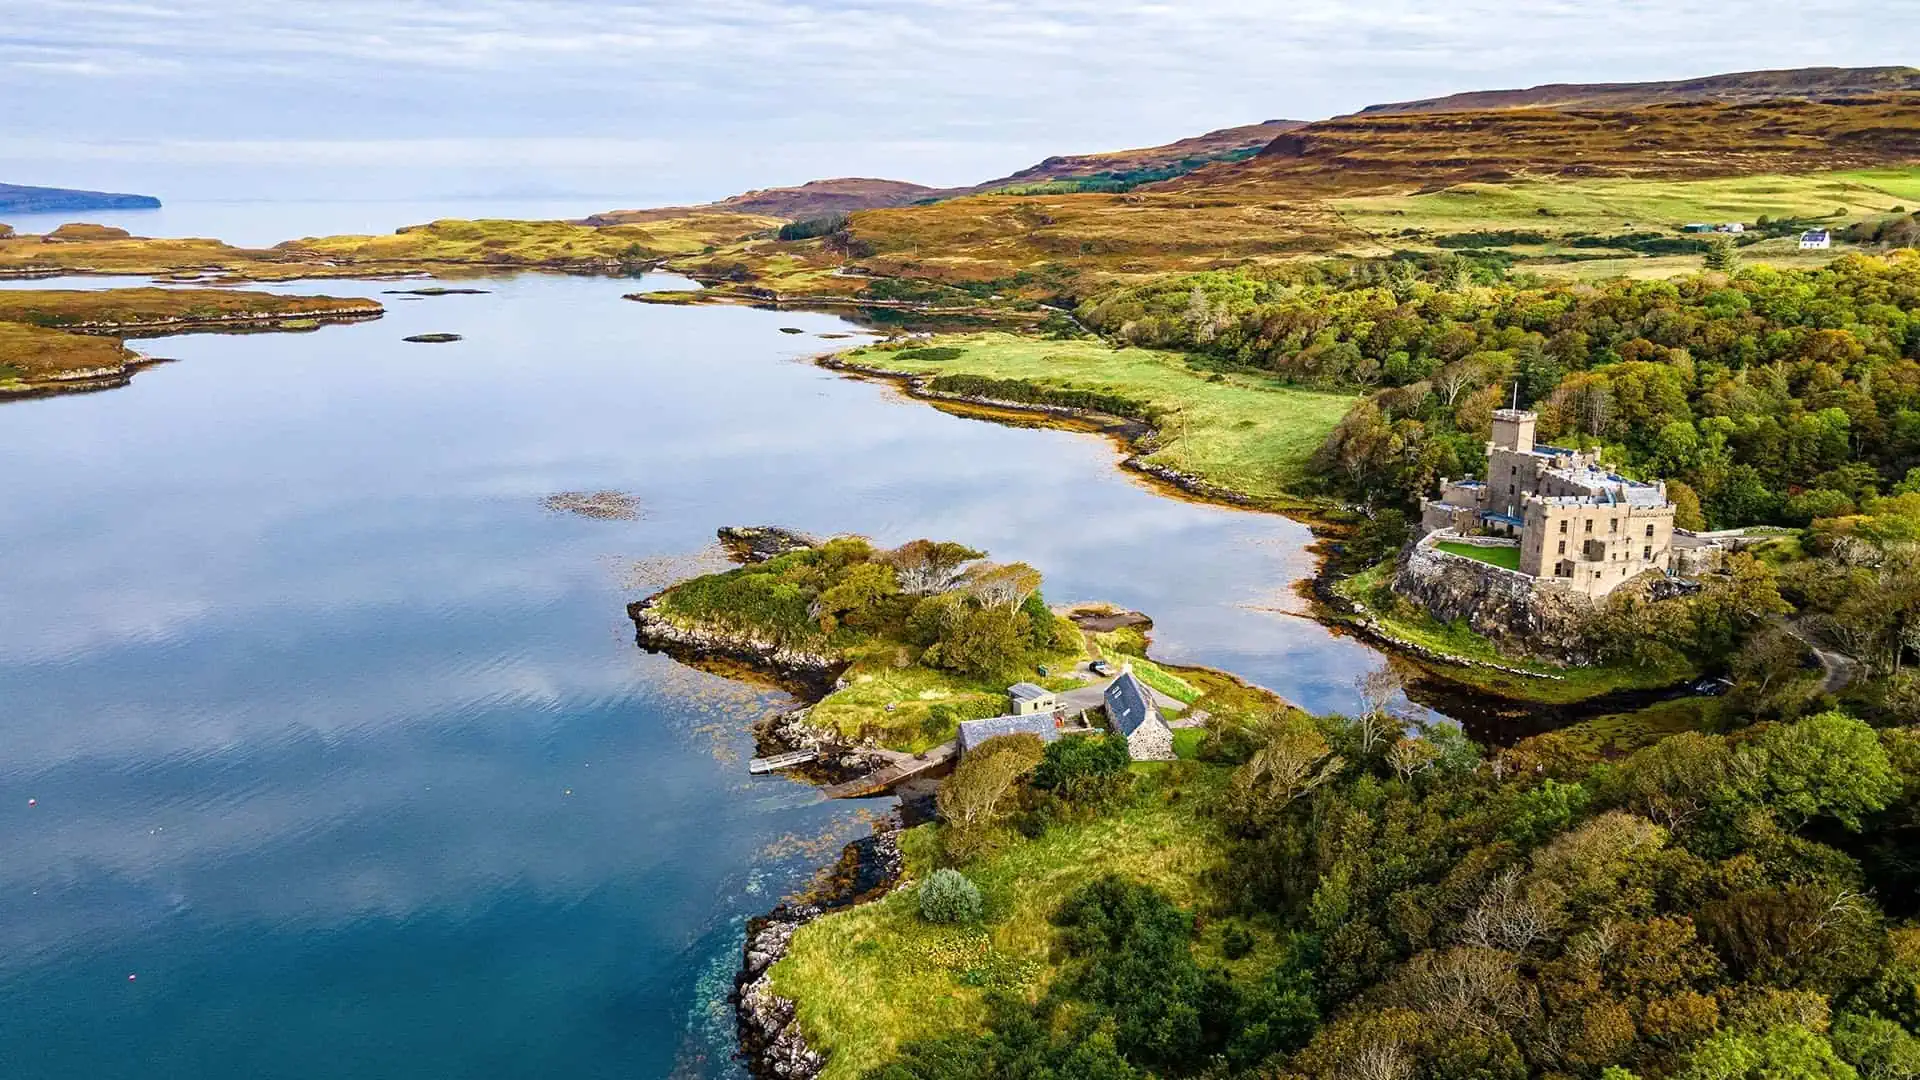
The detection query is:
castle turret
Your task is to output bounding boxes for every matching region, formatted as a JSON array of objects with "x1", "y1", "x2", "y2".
[{"x1": 1490, "y1": 409, "x2": 1537, "y2": 454}]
